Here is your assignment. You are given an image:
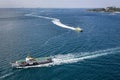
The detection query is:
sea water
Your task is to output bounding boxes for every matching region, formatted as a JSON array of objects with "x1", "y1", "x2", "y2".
[{"x1": 0, "y1": 8, "x2": 120, "y2": 80}]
